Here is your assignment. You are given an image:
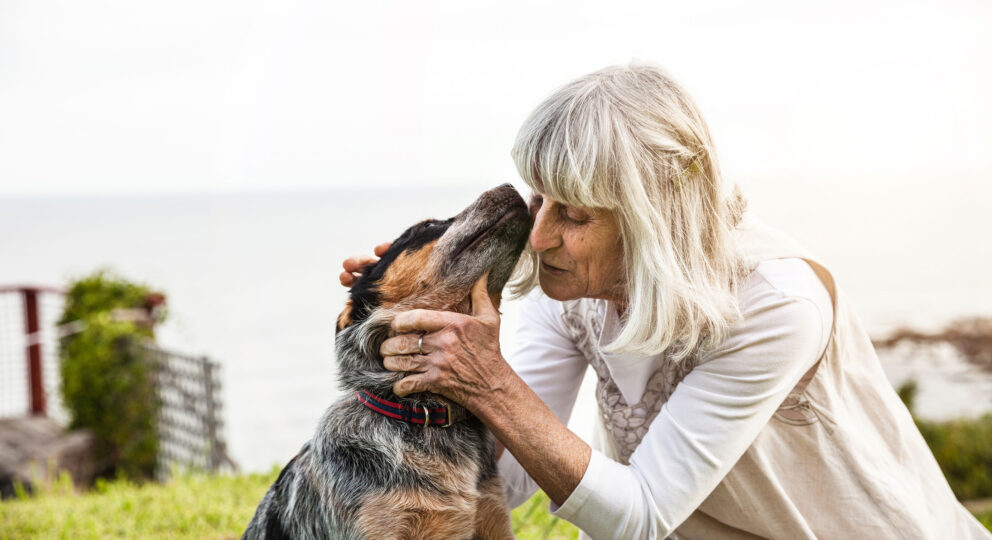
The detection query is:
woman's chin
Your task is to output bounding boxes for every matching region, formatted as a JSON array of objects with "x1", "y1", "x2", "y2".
[{"x1": 538, "y1": 275, "x2": 578, "y2": 302}]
